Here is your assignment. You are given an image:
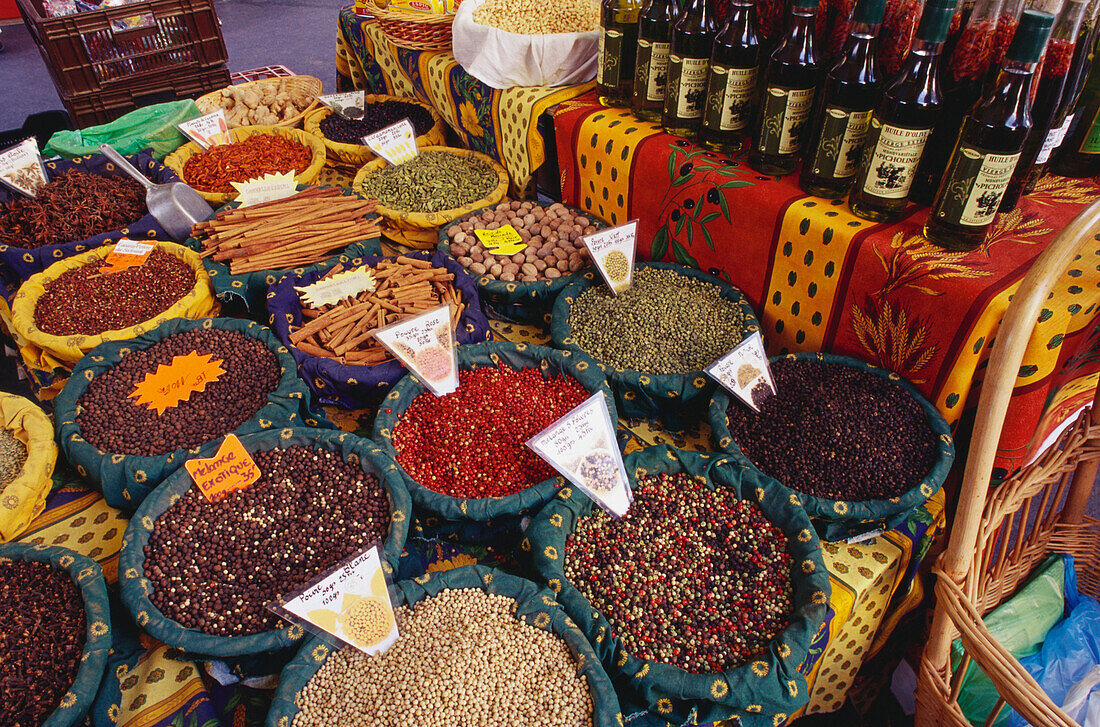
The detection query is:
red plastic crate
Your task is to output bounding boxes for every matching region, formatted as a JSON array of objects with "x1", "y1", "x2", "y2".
[{"x1": 62, "y1": 62, "x2": 230, "y2": 128}]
